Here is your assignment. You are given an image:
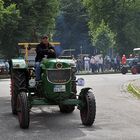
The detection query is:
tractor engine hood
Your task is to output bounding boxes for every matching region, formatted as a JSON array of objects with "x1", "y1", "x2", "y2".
[{"x1": 41, "y1": 58, "x2": 76, "y2": 70}]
